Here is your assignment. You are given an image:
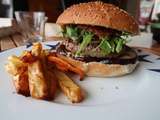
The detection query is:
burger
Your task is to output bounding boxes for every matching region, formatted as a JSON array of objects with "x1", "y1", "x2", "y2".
[{"x1": 55, "y1": 1, "x2": 139, "y2": 77}]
